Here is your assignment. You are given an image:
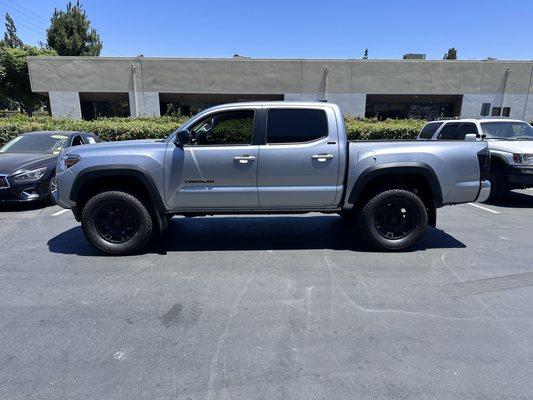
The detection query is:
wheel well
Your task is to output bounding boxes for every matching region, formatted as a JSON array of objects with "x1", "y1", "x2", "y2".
[
  {"x1": 353, "y1": 172, "x2": 437, "y2": 226},
  {"x1": 74, "y1": 175, "x2": 153, "y2": 214},
  {"x1": 490, "y1": 155, "x2": 507, "y2": 172},
  {"x1": 357, "y1": 172, "x2": 434, "y2": 203}
]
